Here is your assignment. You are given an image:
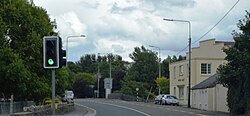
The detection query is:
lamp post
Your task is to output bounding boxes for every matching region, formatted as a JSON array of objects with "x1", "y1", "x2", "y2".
[
  {"x1": 149, "y1": 45, "x2": 161, "y2": 94},
  {"x1": 97, "y1": 53, "x2": 100, "y2": 98},
  {"x1": 97, "y1": 53, "x2": 112, "y2": 98},
  {"x1": 66, "y1": 35, "x2": 86, "y2": 67},
  {"x1": 163, "y1": 18, "x2": 191, "y2": 108}
]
